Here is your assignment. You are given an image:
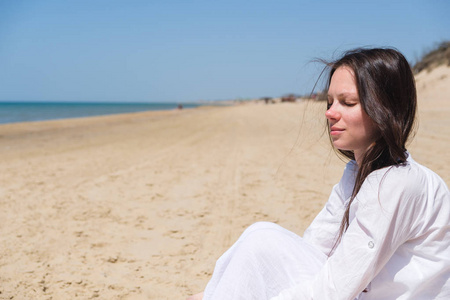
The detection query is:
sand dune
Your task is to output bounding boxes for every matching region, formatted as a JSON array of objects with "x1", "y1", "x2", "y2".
[{"x1": 0, "y1": 66, "x2": 449, "y2": 299}]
